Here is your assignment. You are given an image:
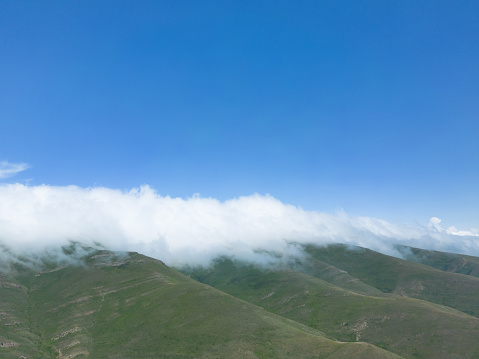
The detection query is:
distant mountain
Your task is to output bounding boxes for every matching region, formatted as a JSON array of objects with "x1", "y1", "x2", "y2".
[
  {"x1": 395, "y1": 244, "x2": 479, "y2": 277},
  {"x1": 0, "y1": 247, "x2": 400, "y2": 359}
]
